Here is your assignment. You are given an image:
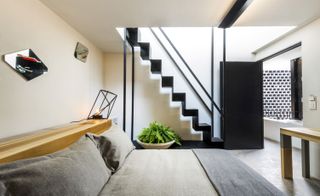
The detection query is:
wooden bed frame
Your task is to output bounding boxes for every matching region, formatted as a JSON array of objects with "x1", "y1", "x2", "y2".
[{"x1": 0, "y1": 119, "x2": 112, "y2": 164}]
